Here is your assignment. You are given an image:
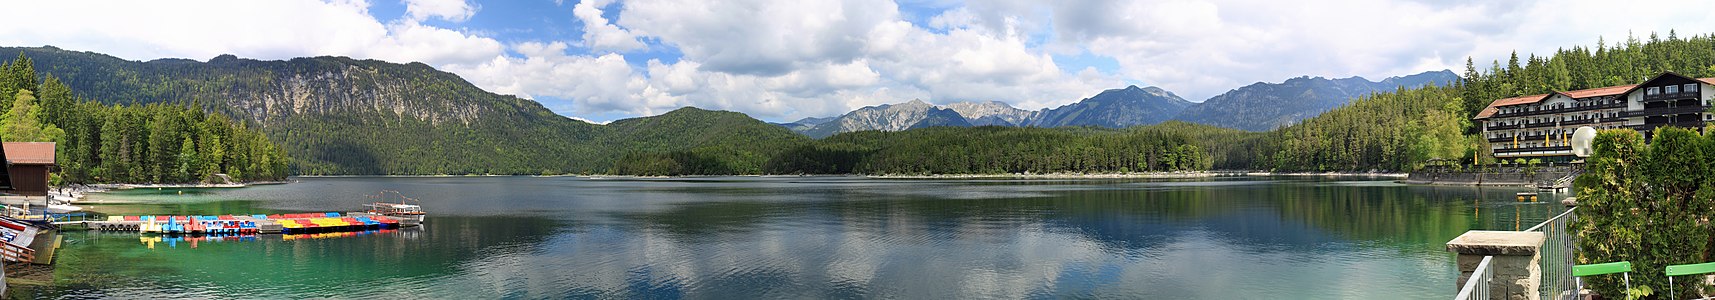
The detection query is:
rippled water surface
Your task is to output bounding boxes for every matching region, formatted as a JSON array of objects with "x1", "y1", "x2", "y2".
[{"x1": 25, "y1": 176, "x2": 1567, "y2": 299}]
